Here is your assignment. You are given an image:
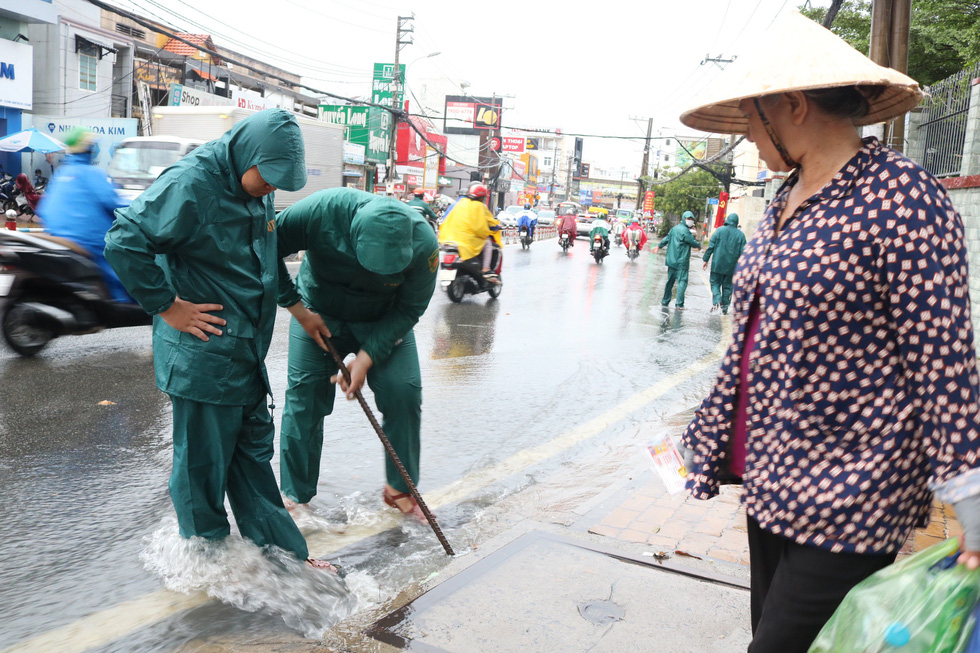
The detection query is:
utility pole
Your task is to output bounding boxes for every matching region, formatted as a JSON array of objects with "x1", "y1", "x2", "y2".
[
  {"x1": 386, "y1": 14, "x2": 414, "y2": 189},
  {"x1": 869, "y1": 0, "x2": 910, "y2": 151},
  {"x1": 637, "y1": 117, "x2": 653, "y2": 216},
  {"x1": 551, "y1": 139, "x2": 559, "y2": 203}
]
